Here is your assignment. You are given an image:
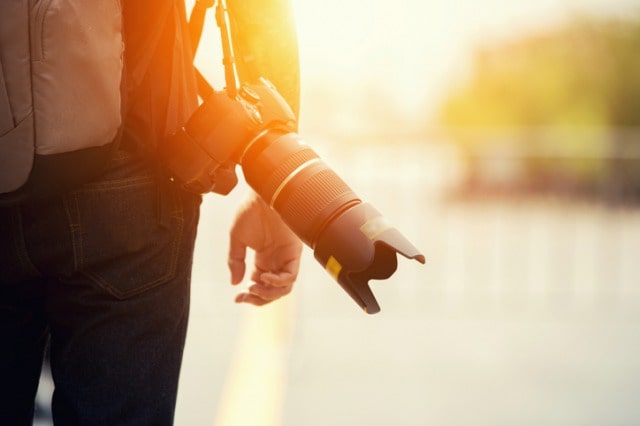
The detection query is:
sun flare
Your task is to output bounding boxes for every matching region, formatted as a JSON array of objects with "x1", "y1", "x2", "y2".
[{"x1": 293, "y1": 0, "x2": 407, "y2": 79}]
